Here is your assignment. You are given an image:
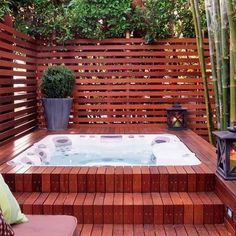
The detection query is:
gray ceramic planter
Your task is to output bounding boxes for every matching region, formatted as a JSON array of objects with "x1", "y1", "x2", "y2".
[{"x1": 42, "y1": 98, "x2": 72, "y2": 131}]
